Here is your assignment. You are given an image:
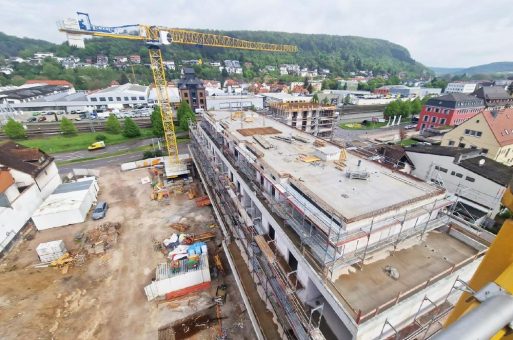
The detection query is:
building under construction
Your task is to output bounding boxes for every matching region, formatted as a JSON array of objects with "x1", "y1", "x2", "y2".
[
  {"x1": 269, "y1": 102, "x2": 338, "y2": 138},
  {"x1": 189, "y1": 110, "x2": 489, "y2": 339}
]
